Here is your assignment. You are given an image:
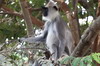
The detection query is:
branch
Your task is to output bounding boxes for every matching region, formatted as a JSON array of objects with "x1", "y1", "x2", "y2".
[
  {"x1": 71, "y1": 16, "x2": 100, "y2": 56},
  {"x1": 28, "y1": 7, "x2": 42, "y2": 11},
  {"x1": 19, "y1": 0, "x2": 34, "y2": 36},
  {"x1": 78, "y1": 0, "x2": 89, "y2": 9},
  {"x1": 0, "y1": 47, "x2": 46, "y2": 54},
  {"x1": 66, "y1": 12, "x2": 80, "y2": 46},
  {"x1": 0, "y1": 12, "x2": 23, "y2": 17},
  {"x1": 1, "y1": 6, "x2": 44, "y2": 27}
]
